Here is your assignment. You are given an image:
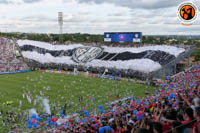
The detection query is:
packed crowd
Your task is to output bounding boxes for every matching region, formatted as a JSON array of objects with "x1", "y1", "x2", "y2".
[
  {"x1": 0, "y1": 37, "x2": 28, "y2": 72},
  {"x1": 0, "y1": 110, "x2": 27, "y2": 132},
  {"x1": 0, "y1": 63, "x2": 28, "y2": 72},
  {"x1": 5, "y1": 64, "x2": 199, "y2": 133}
]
